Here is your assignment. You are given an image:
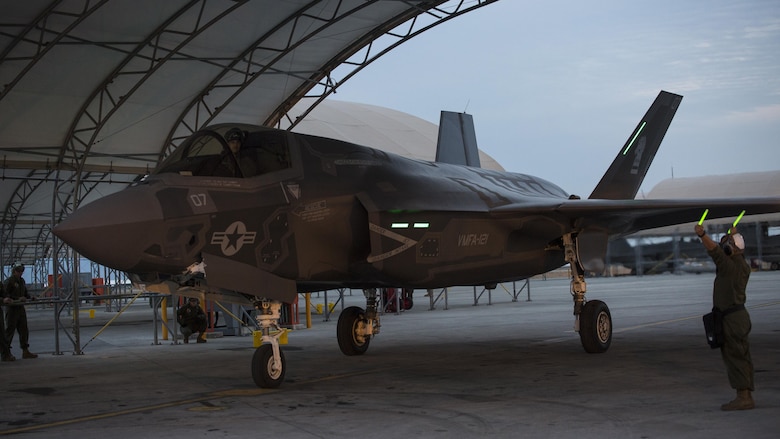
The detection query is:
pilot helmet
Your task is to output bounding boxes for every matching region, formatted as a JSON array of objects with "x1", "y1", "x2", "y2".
[
  {"x1": 225, "y1": 128, "x2": 245, "y2": 143},
  {"x1": 721, "y1": 233, "x2": 745, "y2": 256}
]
